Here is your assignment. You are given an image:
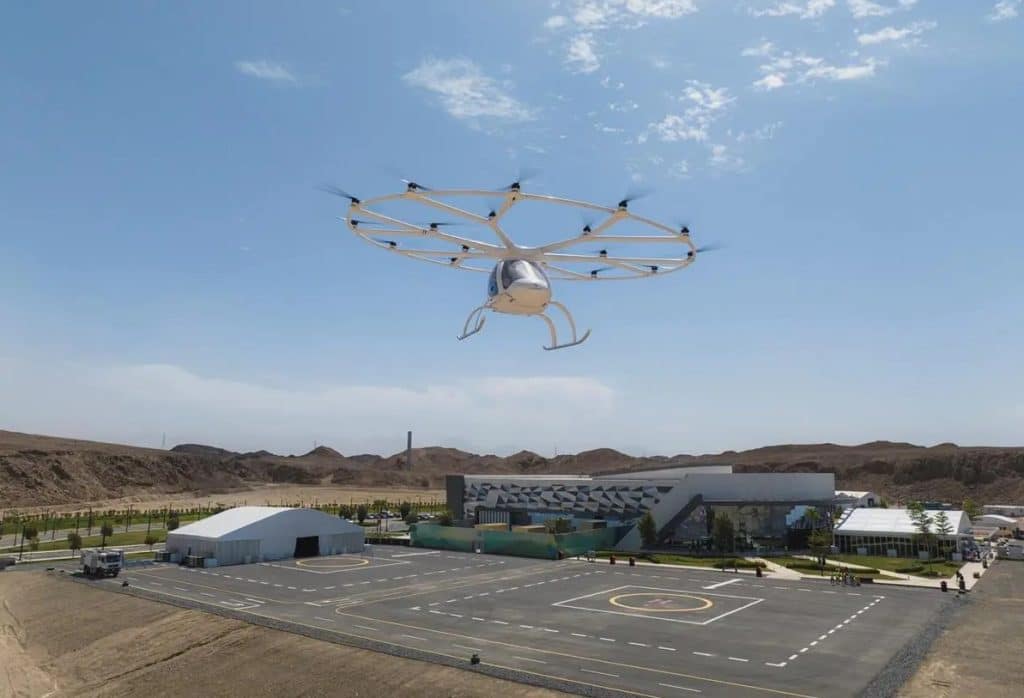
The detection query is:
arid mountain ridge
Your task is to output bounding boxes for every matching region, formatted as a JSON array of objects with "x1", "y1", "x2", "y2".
[{"x1": 2, "y1": 429, "x2": 1023, "y2": 509}]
